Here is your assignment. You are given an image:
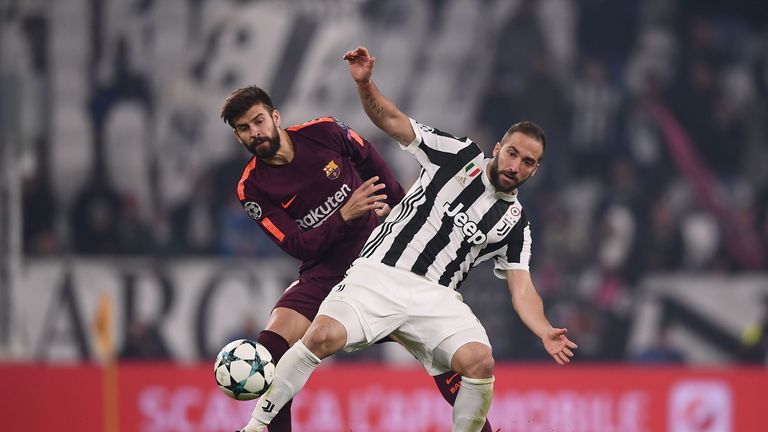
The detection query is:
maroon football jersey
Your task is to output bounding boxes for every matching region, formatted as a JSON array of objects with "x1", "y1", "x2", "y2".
[{"x1": 237, "y1": 117, "x2": 404, "y2": 280}]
